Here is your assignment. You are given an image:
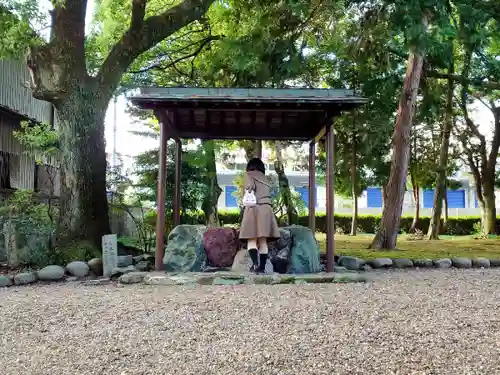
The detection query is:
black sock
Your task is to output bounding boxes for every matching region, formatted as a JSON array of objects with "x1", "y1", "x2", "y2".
[
  {"x1": 258, "y1": 253, "x2": 268, "y2": 271},
  {"x1": 248, "y1": 248, "x2": 259, "y2": 266}
]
